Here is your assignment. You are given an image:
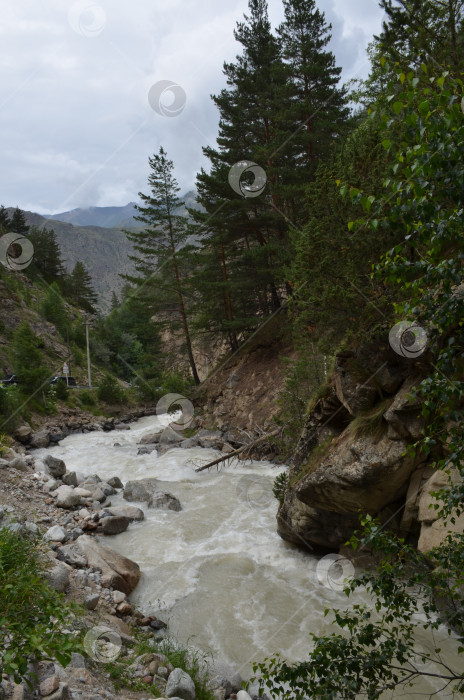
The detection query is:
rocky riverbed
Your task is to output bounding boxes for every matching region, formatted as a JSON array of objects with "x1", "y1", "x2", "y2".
[{"x1": 0, "y1": 420, "x2": 263, "y2": 700}]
